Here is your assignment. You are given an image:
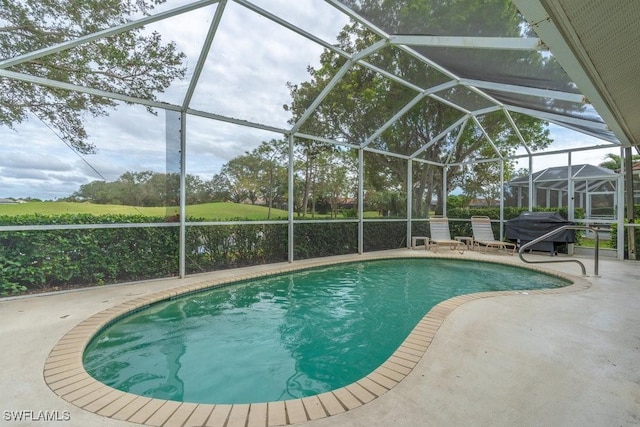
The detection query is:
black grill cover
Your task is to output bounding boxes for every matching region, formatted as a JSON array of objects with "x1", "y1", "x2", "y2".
[{"x1": 505, "y1": 212, "x2": 574, "y2": 253}]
